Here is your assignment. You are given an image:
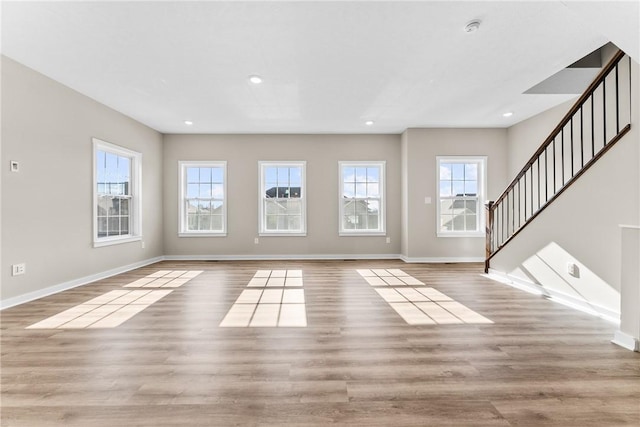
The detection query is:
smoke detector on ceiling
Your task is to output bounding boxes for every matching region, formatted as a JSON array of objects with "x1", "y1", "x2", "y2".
[{"x1": 464, "y1": 20, "x2": 481, "y2": 33}]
